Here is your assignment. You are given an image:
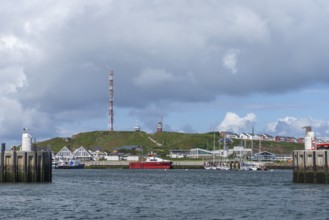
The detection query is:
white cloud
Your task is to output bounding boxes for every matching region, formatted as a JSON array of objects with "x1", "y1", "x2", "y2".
[
  {"x1": 223, "y1": 49, "x2": 240, "y2": 74},
  {"x1": 266, "y1": 116, "x2": 329, "y2": 137},
  {"x1": 218, "y1": 112, "x2": 256, "y2": 133}
]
